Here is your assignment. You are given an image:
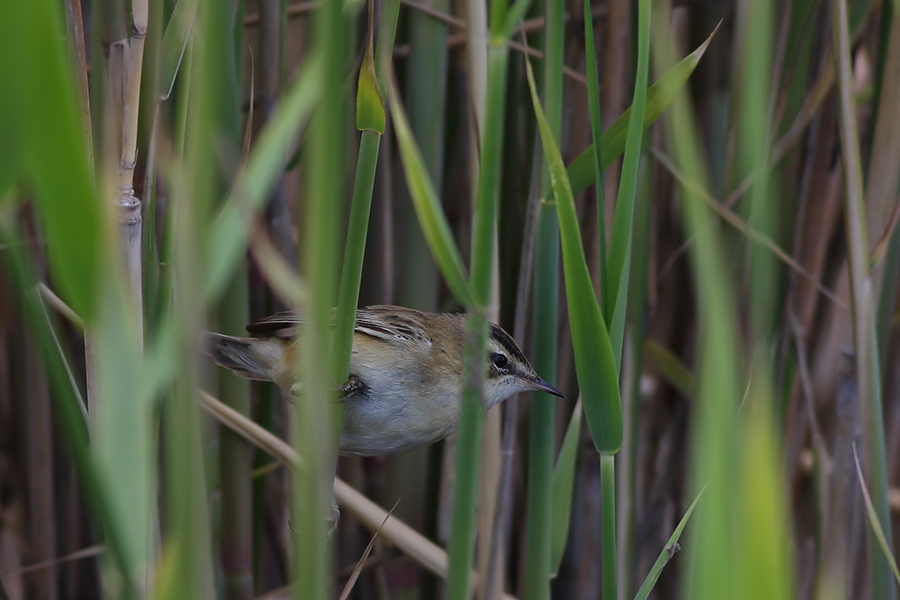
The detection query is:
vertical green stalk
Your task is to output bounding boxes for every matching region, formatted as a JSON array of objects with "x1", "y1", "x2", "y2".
[
  {"x1": 651, "y1": 6, "x2": 740, "y2": 600},
  {"x1": 584, "y1": 0, "x2": 607, "y2": 315},
  {"x1": 606, "y1": 0, "x2": 650, "y2": 373},
  {"x1": 334, "y1": 0, "x2": 400, "y2": 385},
  {"x1": 393, "y1": 6, "x2": 449, "y2": 593},
  {"x1": 741, "y1": 0, "x2": 775, "y2": 341},
  {"x1": 293, "y1": 0, "x2": 348, "y2": 596},
  {"x1": 522, "y1": 0, "x2": 562, "y2": 593},
  {"x1": 156, "y1": 39, "x2": 192, "y2": 330},
  {"x1": 599, "y1": 0, "x2": 650, "y2": 595},
  {"x1": 622, "y1": 161, "x2": 652, "y2": 597},
  {"x1": 445, "y1": 19, "x2": 511, "y2": 600},
  {"x1": 215, "y1": 4, "x2": 253, "y2": 597},
  {"x1": 160, "y1": 0, "x2": 230, "y2": 595},
  {"x1": 600, "y1": 454, "x2": 617, "y2": 600}
]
